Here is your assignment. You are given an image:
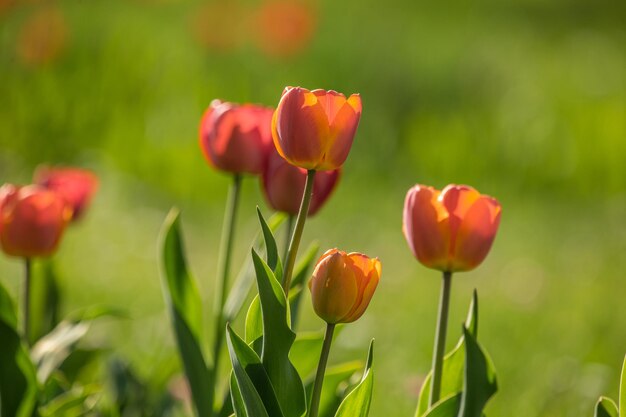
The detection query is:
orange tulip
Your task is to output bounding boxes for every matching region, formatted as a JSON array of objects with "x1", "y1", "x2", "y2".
[
  {"x1": 0, "y1": 184, "x2": 71, "y2": 258},
  {"x1": 272, "y1": 87, "x2": 362, "y2": 171},
  {"x1": 403, "y1": 184, "x2": 501, "y2": 273},
  {"x1": 34, "y1": 166, "x2": 98, "y2": 222},
  {"x1": 309, "y1": 249, "x2": 381, "y2": 324},
  {"x1": 261, "y1": 146, "x2": 340, "y2": 216},
  {"x1": 199, "y1": 100, "x2": 274, "y2": 175}
]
